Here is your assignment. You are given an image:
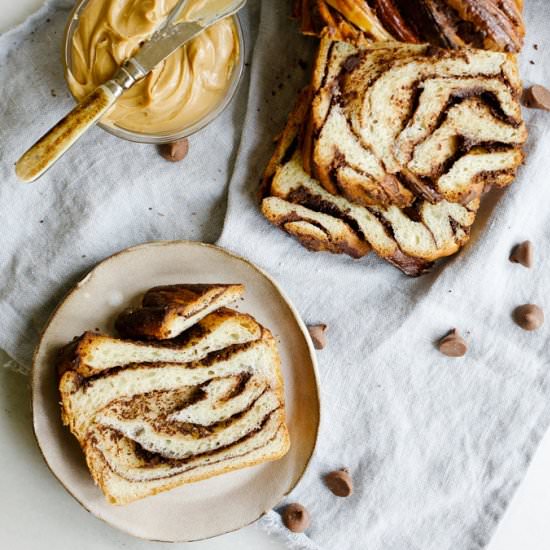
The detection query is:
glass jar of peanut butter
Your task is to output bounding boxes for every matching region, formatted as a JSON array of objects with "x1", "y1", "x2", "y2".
[{"x1": 63, "y1": 0, "x2": 244, "y2": 143}]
